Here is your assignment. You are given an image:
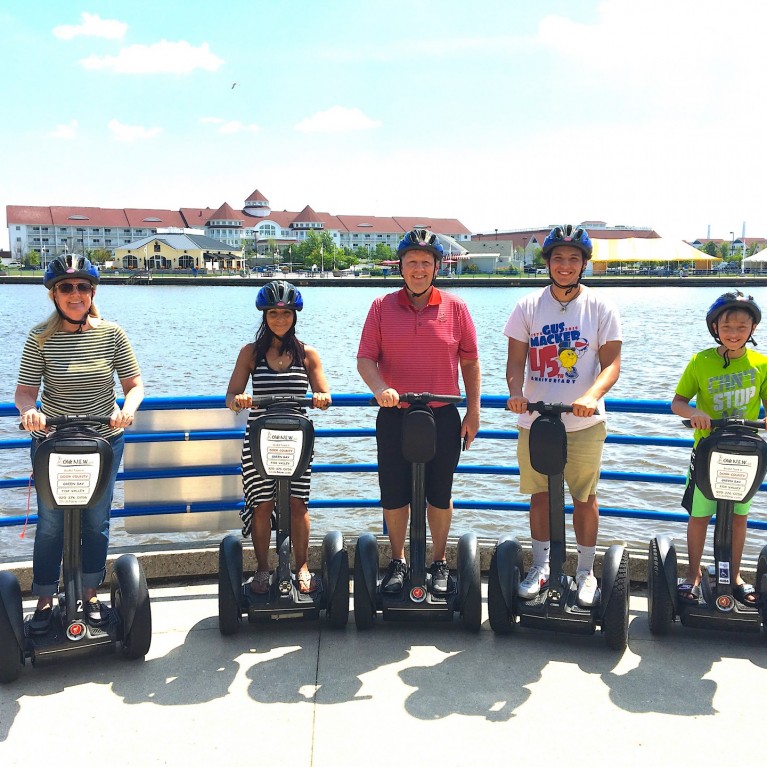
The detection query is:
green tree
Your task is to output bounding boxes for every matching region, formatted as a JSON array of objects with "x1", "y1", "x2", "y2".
[
  {"x1": 374, "y1": 243, "x2": 393, "y2": 261},
  {"x1": 719, "y1": 242, "x2": 731, "y2": 260},
  {"x1": 294, "y1": 231, "x2": 336, "y2": 269},
  {"x1": 703, "y1": 241, "x2": 718, "y2": 257},
  {"x1": 90, "y1": 248, "x2": 112, "y2": 265},
  {"x1": 25, "y1": 249, "x2": 41, "y2": 268}
]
